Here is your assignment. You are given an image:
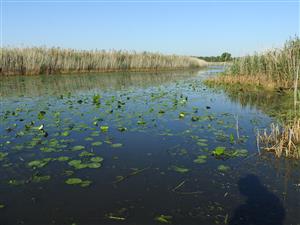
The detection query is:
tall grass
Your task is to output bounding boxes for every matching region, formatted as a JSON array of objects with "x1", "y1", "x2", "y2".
[
  {"x1": 0, "y1": 47, "x2": 207, "y2": 76},
  {"x1": 227, "y1": 37, "x2": 300, "y2": 88}
]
